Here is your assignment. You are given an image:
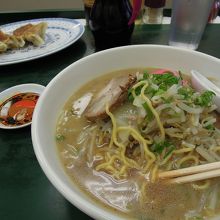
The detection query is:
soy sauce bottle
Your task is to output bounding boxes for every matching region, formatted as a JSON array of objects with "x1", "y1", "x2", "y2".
[
  {"x1": 89, "y1": 0, "x2": 135, "y2": 50},
  {"x1": 83, "y1": 0, "x2": 95, "y2": 25}
]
